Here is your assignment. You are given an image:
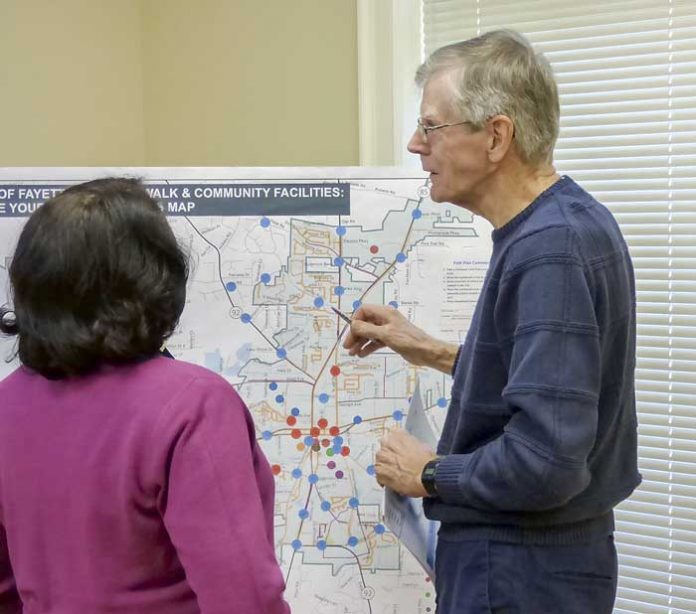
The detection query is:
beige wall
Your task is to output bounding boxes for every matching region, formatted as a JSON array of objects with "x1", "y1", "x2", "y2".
[
  {"x1": 0, "y1": 0, "x2": 358, "y2": 167},
  {"x1": 0, "y1": 0, "x2": 146, "y2": 166},
  {"x1": 142, "y1": 0, "x2": 359, "y2": 166}
]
